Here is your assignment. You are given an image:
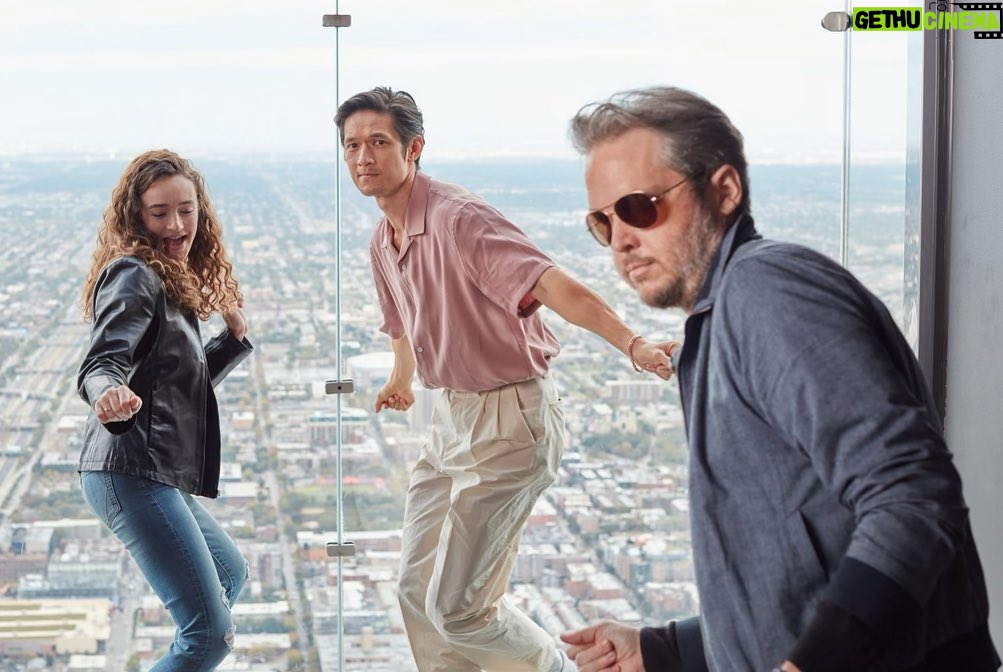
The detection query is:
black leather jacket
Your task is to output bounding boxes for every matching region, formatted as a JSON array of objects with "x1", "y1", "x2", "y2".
[{"x1": 77, "y1": 256, "x2": 252, "y2": 497}]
